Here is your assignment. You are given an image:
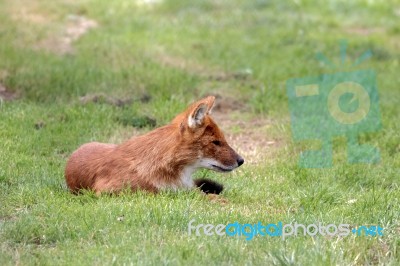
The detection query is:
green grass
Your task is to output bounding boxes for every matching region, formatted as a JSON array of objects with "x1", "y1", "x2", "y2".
[{"x1": 1, "y1": 0, "x2": 399, "y2": 265}]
